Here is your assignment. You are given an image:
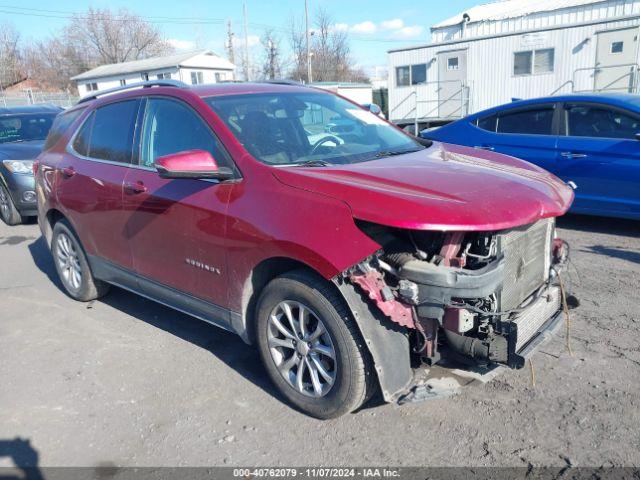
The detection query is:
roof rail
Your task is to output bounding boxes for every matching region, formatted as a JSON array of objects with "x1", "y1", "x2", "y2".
[
  {"x1": 77, "y1": 80, "x2": 188, "y2": 104},
  {"x1": 261, "y1": 79, "x2": 306, "y2": 86}
]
